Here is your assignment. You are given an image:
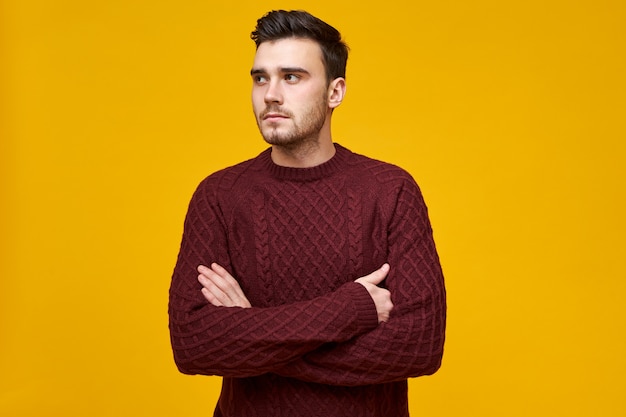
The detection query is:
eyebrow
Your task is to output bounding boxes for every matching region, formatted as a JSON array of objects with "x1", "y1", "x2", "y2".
[{"x1": 250, "y1": 67, "x2": 311, "y2": 76}]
